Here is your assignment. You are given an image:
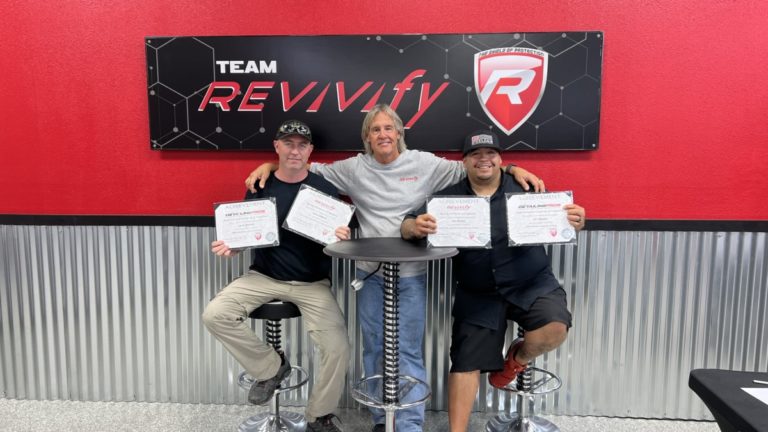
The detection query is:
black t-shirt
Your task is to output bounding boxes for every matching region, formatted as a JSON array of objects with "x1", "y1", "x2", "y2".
[{"x1": 246, "y1": 172, "x2": 339, "y2": 282}]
